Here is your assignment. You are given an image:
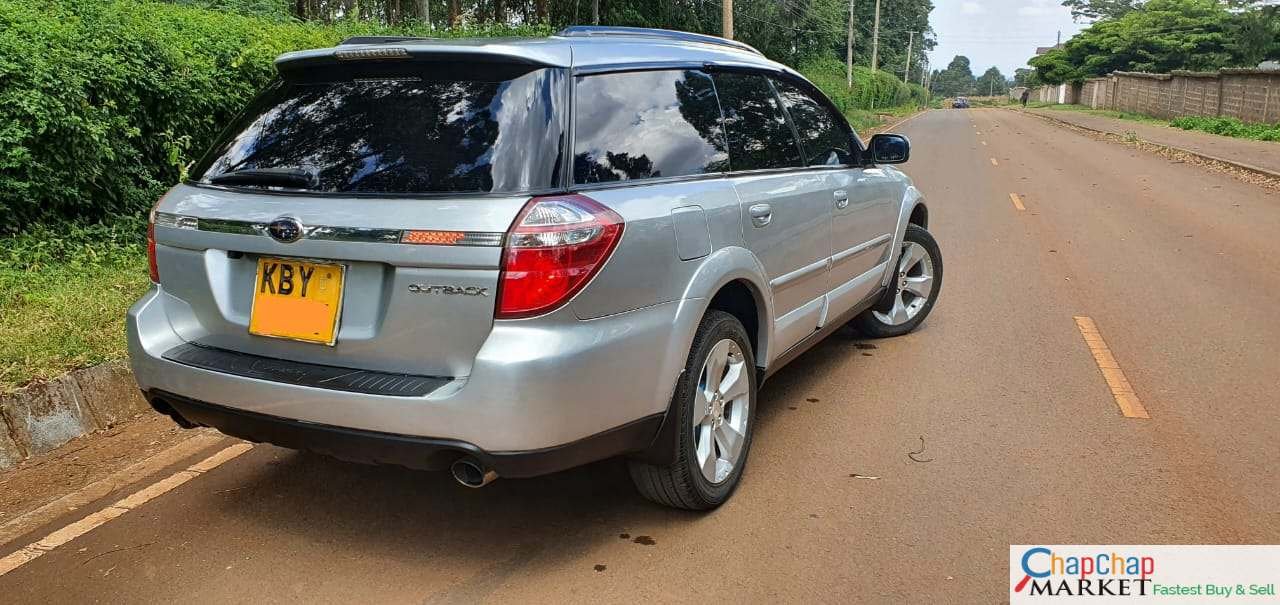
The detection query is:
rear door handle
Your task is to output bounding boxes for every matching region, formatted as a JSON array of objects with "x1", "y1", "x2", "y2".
[
  {"x1": 834, "y1": 189, "x2": 849, "y2": 209},
  {"x1": 748, "y1": 204, "x2": 773, "y2": 228}
]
